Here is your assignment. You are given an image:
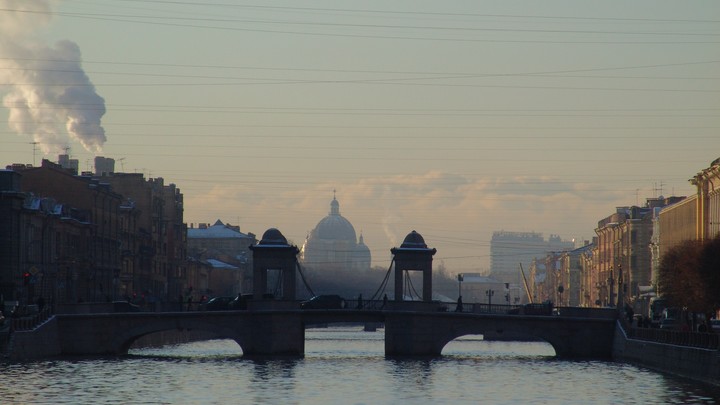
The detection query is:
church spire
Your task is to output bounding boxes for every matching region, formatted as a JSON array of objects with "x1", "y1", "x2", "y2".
[{"x1": 330, "y1": 191, "x2": 340, "y2": 216}]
